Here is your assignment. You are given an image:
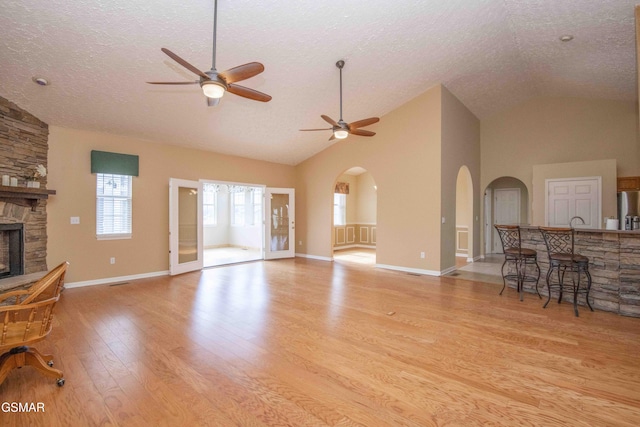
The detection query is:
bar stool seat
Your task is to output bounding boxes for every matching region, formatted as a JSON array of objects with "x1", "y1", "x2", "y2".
[
  {"x1": 504, "y1": 247, "x2": 537, "y2": 257},
  {"x1": 539, "y1": 227, "x2": 594, "y2": 317},
  {"x1": 494, "y1": 225, "x2": 541, "y2": 301}
]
